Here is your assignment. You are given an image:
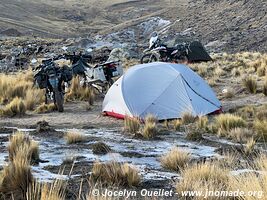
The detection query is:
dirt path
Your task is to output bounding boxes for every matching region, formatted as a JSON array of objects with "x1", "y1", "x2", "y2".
[{"x1": 0, "y1": 100, "x2": 123, "y2": 129}]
